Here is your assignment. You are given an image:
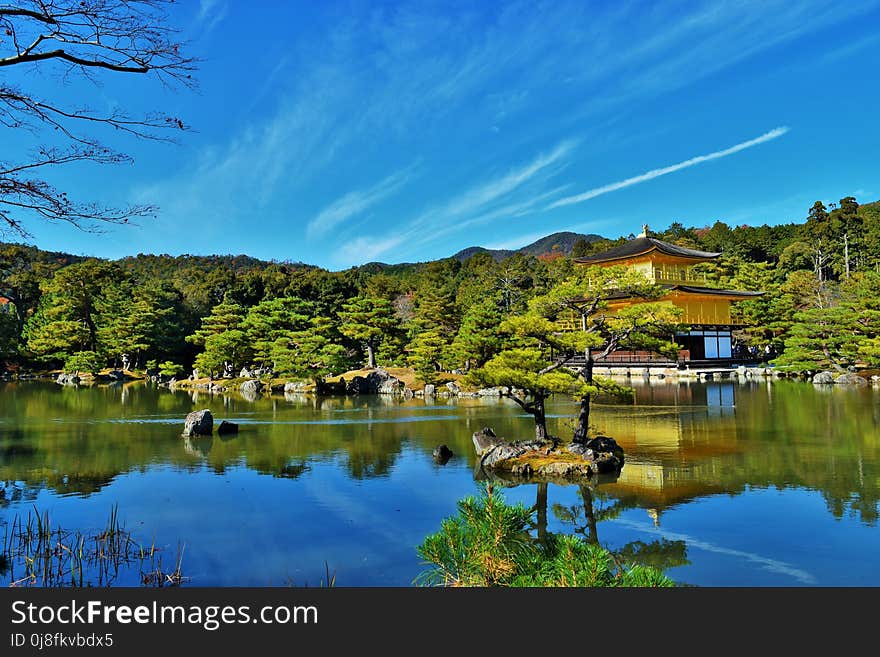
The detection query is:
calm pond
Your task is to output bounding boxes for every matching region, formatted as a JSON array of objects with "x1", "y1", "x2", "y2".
[{"x1": 1, "y1": 379, "x2": 878, "y2": 586}]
